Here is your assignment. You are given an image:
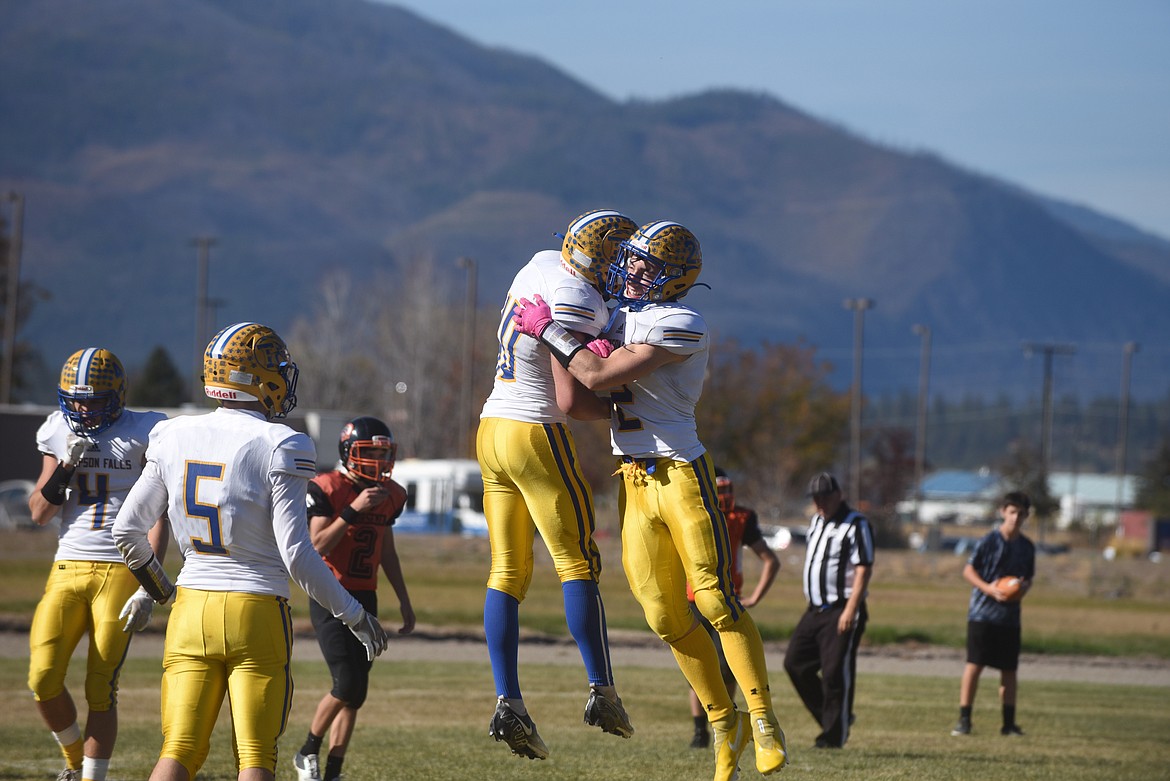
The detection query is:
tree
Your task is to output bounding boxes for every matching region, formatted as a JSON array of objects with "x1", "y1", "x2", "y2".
[
  {"x1": 0, "y1": 213, "x2": 50, "y2": 401},
  {"x1": 699, "y1": 338, "x2": 850, "y2": 519},
  {"x1": 997, "y1": 440, "x2": 1060, "y2": 522},
  {"x1": 859, "y1": 427, "x2": 915, "y2": 547},
  {"x1": 1135, "y1": 437, "x2": 1170, "y2": 517},
  {"x1": 128, "y1": 346, "x2": 187, "y2": 407}
]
